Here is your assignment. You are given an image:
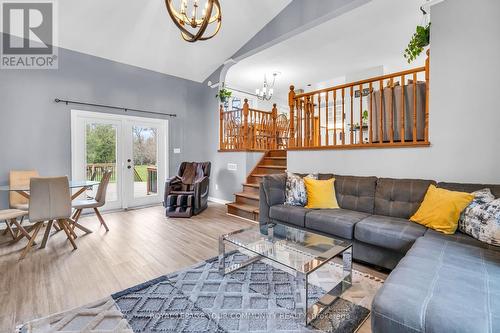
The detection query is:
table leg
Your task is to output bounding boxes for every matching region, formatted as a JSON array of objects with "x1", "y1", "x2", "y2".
[
  {"x1": 40, "y1": 220, "x2": 54, "y2": 249},
  {"x1": 71, "y1": 187, "x2": 87, "y2": 200},
  {"x1": 68, "y1": 218, "x2": 92, "y2": 235},
  {"x1": 218, "y1": 235, "x2": 225, "y2": 275},
  {"x1": 296, "y1": 271, "x2": 308, "y2": 325},
  {"x1": 342, "y1": 246, "x2": 353, "y2": 287}
]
